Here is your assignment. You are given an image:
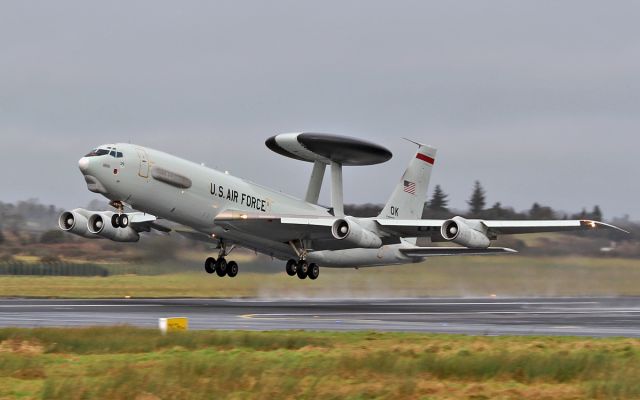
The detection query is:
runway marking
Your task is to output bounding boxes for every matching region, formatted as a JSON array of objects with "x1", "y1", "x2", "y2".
[
  {"x1": 240, "y1": 310, "x2": 640, "y2": 319},
  {"x1": 0, "y1": 304, "x2": 162, "y2": 308},
  {"x1": 370, "y1": 302, "x2": 600, "y2": 306}
]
